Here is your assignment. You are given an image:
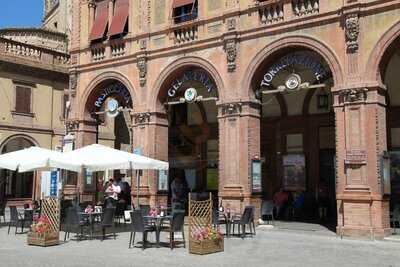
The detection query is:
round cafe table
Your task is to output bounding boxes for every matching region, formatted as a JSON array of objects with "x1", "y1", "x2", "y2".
[{"x1": 143, "y1": 215, "x2": 173, "y2": 247}]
